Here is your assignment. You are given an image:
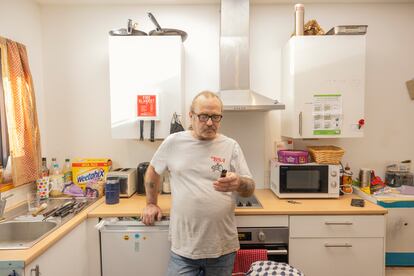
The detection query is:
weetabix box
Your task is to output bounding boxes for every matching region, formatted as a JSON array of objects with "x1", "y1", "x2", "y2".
[{"x1": 72, "y1": 158, "x2": 112, "y2": 191}]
